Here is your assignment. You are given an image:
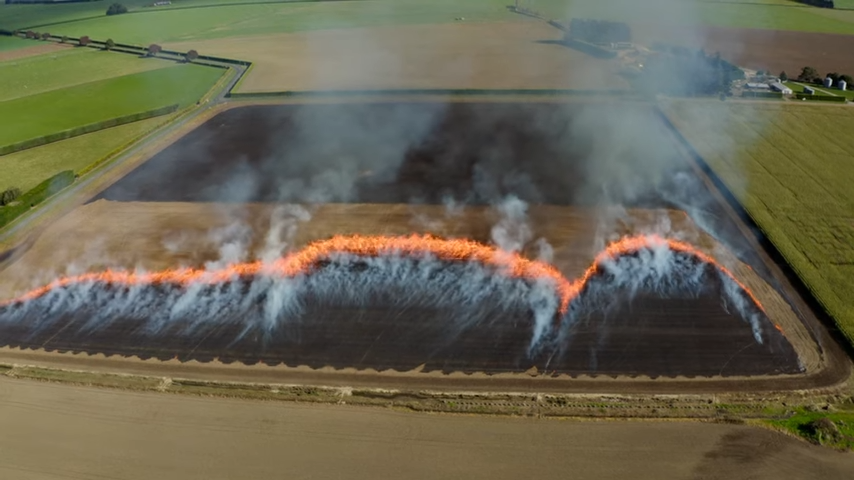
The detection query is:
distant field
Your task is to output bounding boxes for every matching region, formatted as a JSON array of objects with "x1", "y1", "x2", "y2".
[
  {"x1": 0, "y1": 116, "x2": 169, "y2": 193},
  {"x1": 0, "y1": 48, "x2": 176, "y2": 102},
  {"x1": 2, "y1": 0, "x2": 854, "y2": 48},
  {"x1": 0, "y1": 64, "x2": 223, "y2": 148},
  {"x1": 665, "y1": 101, "x2": 854, "y2": 346},
  {"x1": 174, "y1": 22, "x2": 628, "y2": 92}
]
